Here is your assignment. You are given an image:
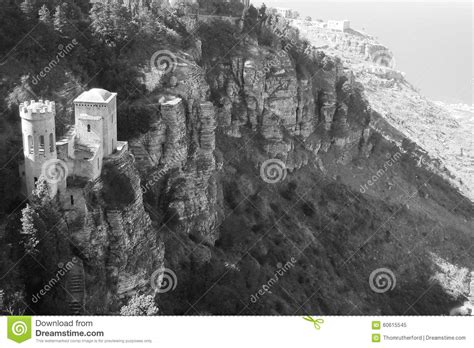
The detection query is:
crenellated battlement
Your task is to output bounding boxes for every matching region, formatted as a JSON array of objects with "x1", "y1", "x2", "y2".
[{"x1": 19, "y1": 100, "x2": 56, "y2": 119}]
